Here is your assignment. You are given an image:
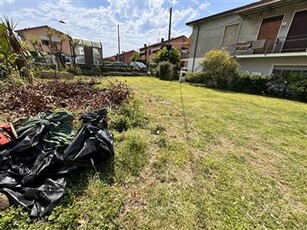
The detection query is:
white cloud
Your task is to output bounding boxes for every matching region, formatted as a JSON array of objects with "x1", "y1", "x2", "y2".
[
  {"x1": 171, "y1": 0, "x2": 179, "y2": 5},
  {"x1": 199, "y1": 2, "x2": 211, "y2": 10},
  {"x1": 0, "y1": 0, "x2": 15, "y2": 5},
  {"x1": 5, "y1": 0, "x2": 199, "y2": 56}
]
